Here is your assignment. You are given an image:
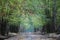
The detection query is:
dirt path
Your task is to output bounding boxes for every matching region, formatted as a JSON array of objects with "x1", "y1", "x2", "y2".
[{"x1": 5, "y1": 33, "x2": 56, "y2": 40}]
